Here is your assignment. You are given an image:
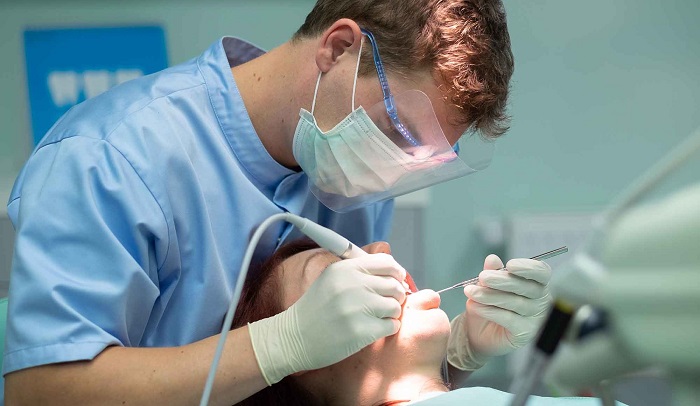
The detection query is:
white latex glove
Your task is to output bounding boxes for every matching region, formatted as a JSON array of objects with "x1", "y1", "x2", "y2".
[
  {"x1": 447, "y1": 254, "x2": 552, "y2": 371},
  {"x1": 248, "y1": 253, "x2": 407, "y2": 385}
]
